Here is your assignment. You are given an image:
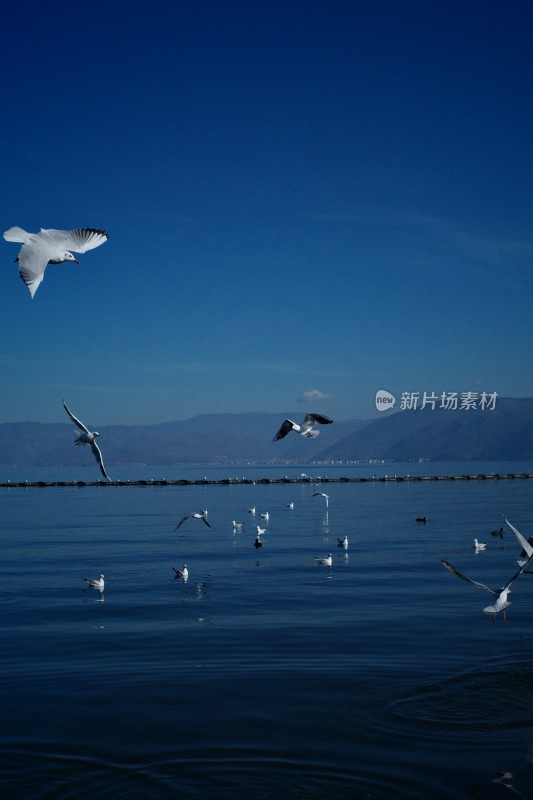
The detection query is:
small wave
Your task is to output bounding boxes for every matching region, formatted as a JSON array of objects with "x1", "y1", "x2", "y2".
[
  {"x1": 391, "y1": 667, "x2": 533, "y2": 731},
  {"x1": 0, "y1": 741, "x2": 441, "y2": 800}
]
